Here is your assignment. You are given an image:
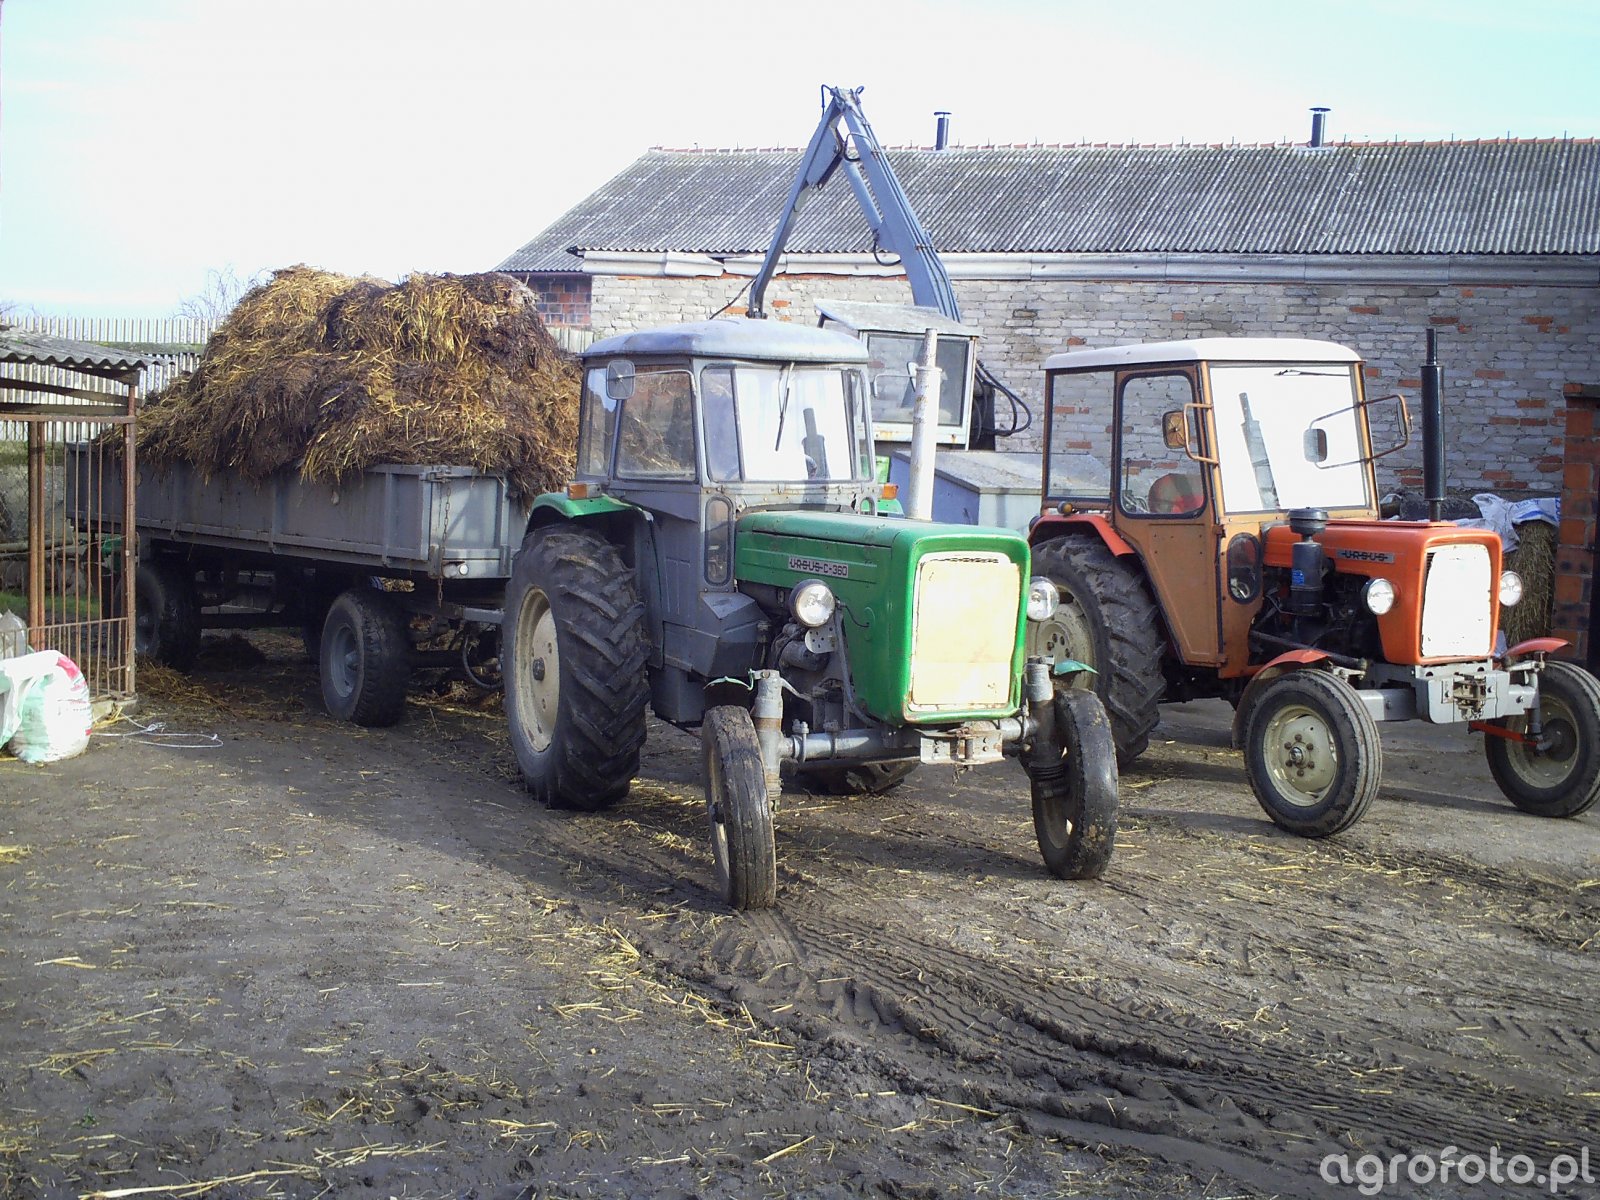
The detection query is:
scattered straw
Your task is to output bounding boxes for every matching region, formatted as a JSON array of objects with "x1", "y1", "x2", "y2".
[{"x1": 0, "y1": 843, "x2": 30, "y2": 865}]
